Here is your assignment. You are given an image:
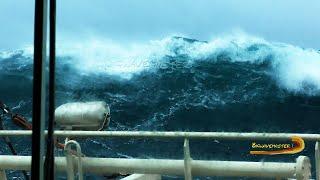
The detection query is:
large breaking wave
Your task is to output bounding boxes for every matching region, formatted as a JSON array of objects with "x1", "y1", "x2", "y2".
[
  {"x1": 57, "y1": 33, "x2": 320, "y2": 94},
  {"x1": 3, "y1": 33, "x2": 319, "y2": 94},
  {"x1": 1, "y1": 34, "x2": 320, "y2": 178},
  {"x1": 1, "y1": 33, "x2": 320, "y2": 129}
]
